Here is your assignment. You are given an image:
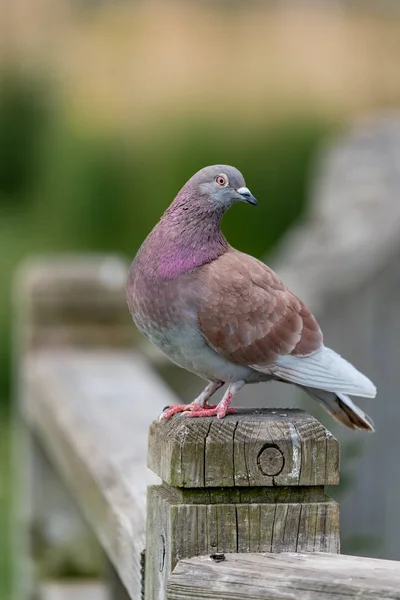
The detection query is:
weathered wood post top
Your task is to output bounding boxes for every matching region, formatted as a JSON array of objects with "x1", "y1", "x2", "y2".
[
  {"x1": 146, "y1": 408, "x2": 340, "y2": 600},
  {"x1": 149, "y1": 408, "x2": 339, "y2": 489}
]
